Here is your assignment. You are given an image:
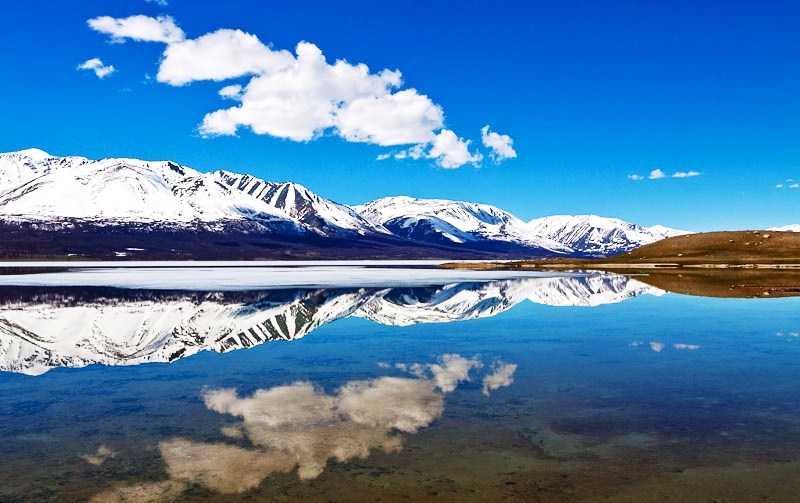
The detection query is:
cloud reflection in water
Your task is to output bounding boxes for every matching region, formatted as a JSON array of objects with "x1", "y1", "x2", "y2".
[{"x1": 92, "y1": 354, "x2": 515, "y2": 500}]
